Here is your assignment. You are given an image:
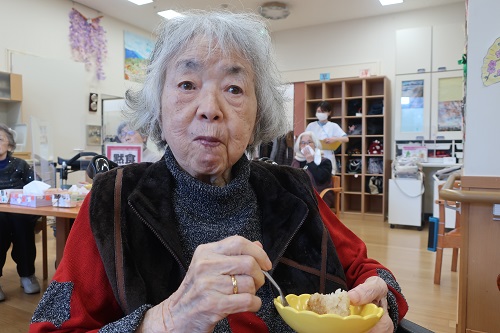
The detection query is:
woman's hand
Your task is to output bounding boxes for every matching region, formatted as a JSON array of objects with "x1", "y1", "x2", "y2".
[
  {"x1": 302, "y1": 145, "x2": 315, "y2": 163},
  {"x1": 347, "y1": 276, "x2": 394, "y2": 333},
  {"x1": 138, "y1": 235, "x2": 272, "y2": 333},
  {"x1": 324, "y1": 137, "x2": 339, "y2": 144}
]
